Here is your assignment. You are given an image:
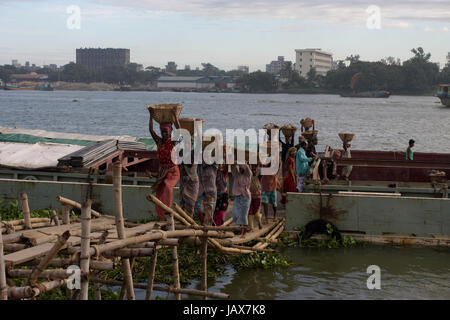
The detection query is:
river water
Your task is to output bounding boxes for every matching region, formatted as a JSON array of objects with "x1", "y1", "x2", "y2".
[{"x1": 1, "y1": 90, "x2": 449, "y2": 299}]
